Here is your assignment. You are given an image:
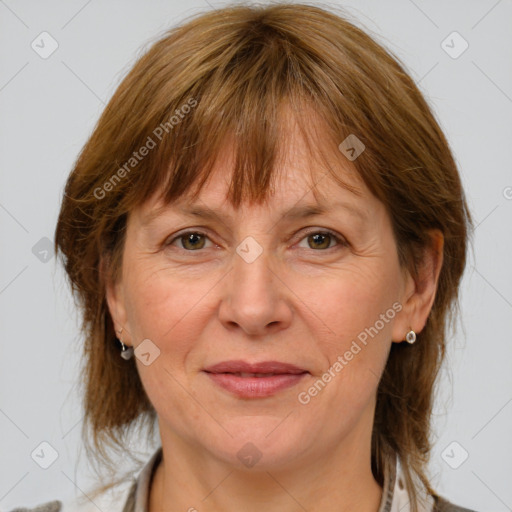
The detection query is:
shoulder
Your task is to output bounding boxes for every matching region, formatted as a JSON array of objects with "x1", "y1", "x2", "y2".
[
  {"x1": 7, "y1": 479, "x2": 135, "y2": 512},
  {"x1": 7, "y1": 502, "x2": 62, "y2": 512},
  {"x1": 433, "y1": 494, "x2": 478, "y2": 512},
  {"x1": 7, "y1": 448, "x2": 159, "y2": 512}
]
